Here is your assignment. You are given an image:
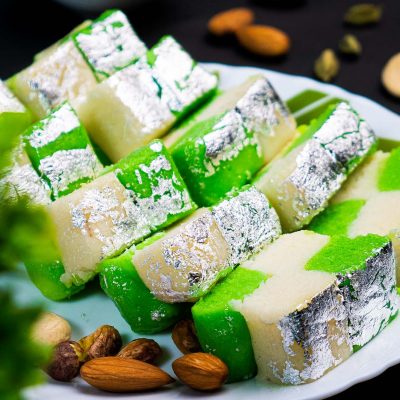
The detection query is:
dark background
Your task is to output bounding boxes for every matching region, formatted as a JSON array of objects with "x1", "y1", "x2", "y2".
[{"x1": 1, "y1": 0, "x2": 399, "y2": 398}]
